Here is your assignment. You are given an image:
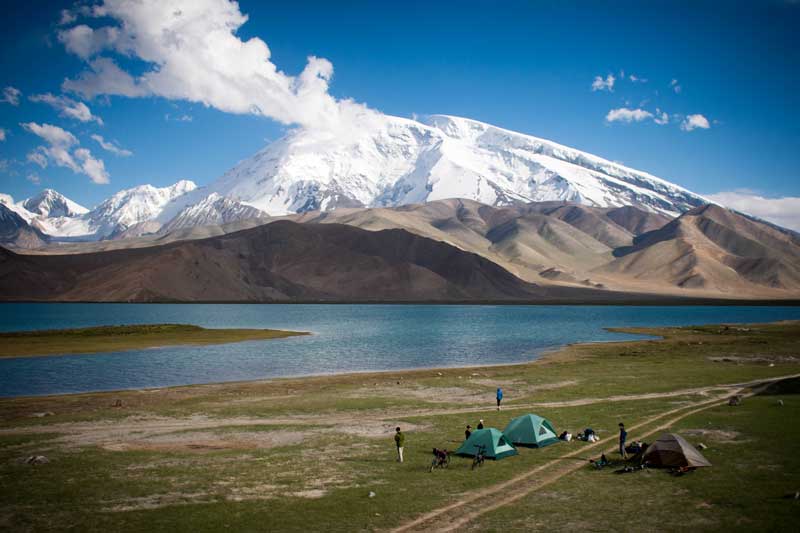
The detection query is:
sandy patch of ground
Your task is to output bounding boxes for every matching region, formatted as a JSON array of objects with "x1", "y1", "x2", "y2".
[
  {"x1": 101, "y1": 430, "x2": 309, "y2": 453},
  {"x1": 682, "y1": 428, "x2": 741, "y2": 442},
  {"x1": 102, "y1": 492, "x2": 214, "y2": 512}
]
